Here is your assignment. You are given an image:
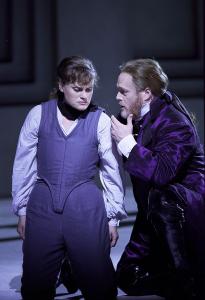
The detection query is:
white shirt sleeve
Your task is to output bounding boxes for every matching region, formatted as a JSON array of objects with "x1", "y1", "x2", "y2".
[
  {"x1": 97, "y1": 112, "x2": 127, "y2": 226},
  {"x1": 117, "y1": 134, "x2": 137, "y2": 158},
  {"x1": 12, "y1": 105, "x2": 41, "y2": 216}
]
